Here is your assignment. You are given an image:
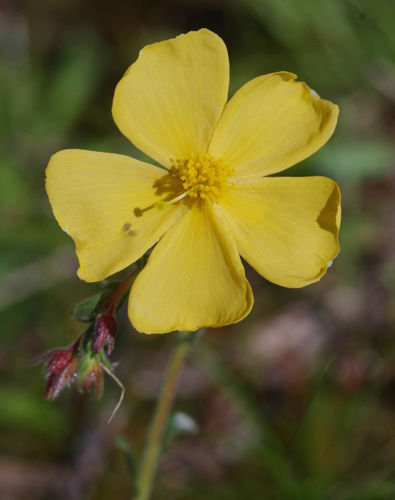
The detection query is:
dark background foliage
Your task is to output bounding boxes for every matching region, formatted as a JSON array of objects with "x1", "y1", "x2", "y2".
[{"x1": 1, "y1": 0, "x2": 395, "y2": 499}]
